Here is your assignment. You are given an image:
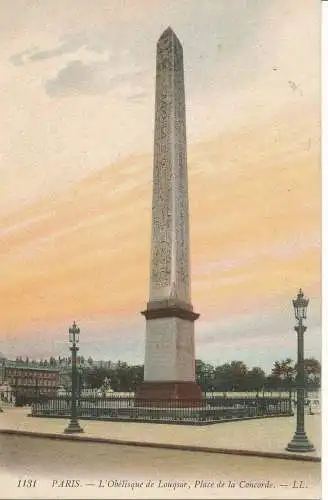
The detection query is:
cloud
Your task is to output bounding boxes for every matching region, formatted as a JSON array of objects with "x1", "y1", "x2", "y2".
[
  {"x1": 45, "y1": 59, "x2": 148, "y2": 98},
  {"x1": 45, "y1": 60, "x2": 111, "y2": 97},
  {"x1": 127, "y1": 91, "x2": 148, "y2": 103},
  {"x1": 9, "y1": 31, "x2": 113, "y2": 67},
  {"x1": 29, "y1": 34, "x2": 88, "y2": 62},
  {"x1": 195, "y1": 306, "x2": 321, "y2": 371},
  {"x1": 9, "y1": 47, "x2": 39, "y2": 66},
  {"x1": 0, "y1": 317, "x2": 145, "y2": 364},
  {"x1": 194, "y1": 234, "x2": 321, "y2": 278},
  {"x1": 9, "y1": 30, "x2": 149, "y2": 97},
  {"x1": 0, "y1": 0, "x2": 320, "y2": 371},
  {"x1": 0, "y1": 309, "x2": 320, "y2": 371}
]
